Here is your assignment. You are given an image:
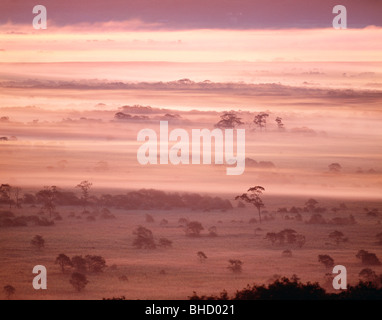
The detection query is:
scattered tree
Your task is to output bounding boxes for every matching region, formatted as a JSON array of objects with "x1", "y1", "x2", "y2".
[
  {"x1": 12, "y1": 187, "x2": 22, "y2": 209},
  {"x1": 282, "y1": 250, "x2": 293, "y2": 258},
  {"x1": 329, "y1": 230, "x2": 348, "y2": 245},
  {"x1": 184, "y1": 221, "x2": 204, "y2": 237},
  {"x1": 356, "y1": 250, "x2": 381, "y2": 266},
  {"x1": 359, "y1": 268, "x2": 379, "y2": 284},
  {"x1": 3, "y1": 285, "x2": 15, "y2": 300},
  {"x1": 133, "y1": 226, "x2": 156, "y2": 249},
  {"x1": 235, "y1": 186, "x2": 265, "y2": 223},
  {"x1": 227, "y1": 259, "x2": 243, "y2": 274},
  {"x1": 275, "y1": 117, "x2": 285, "y2": 130},
  {"x1": 76, "y1": 180, "x2": 92, "y2": 212},
  {"x1": 197, "y1": 251, "x2": 207, "y2": 263},
  {"x1": 215, "y1": 112, "x2": 244, "y2": 129},
  {"x1": 376, "y1": 232, "x2": 382, "y2": 245},
  {"x1": 55, "y1": 254, "x2": 72, "y2": 273},
  {"x1": 69, "y1": 272, "x2": 89, "y2": 292},
  {"x1": 208, "y1": 226, "x2": 218, "y2": 237},
  {"x1": 328, "y1": 163, "x2": 342, "y2": 173},
  {"x1": 36, "y1": 186, "x2": 58, "y2": 218},
  {"x1": 145, "y1": 214, "x2": 154, "y2": 223},
  {"x1": 85, "y1": 255, "x2": 107, "y2": 273},
  {"x1": 318, "y1": 254, "x2": 334, "y2": 268},
  {"x1": 31, "y1": 235, "x2": 45, "y2": 250},
  {"x1": 158, "y1": 238, "x2": 173, "y2": 248},
  {"x1": 253, "y1": 112, "x2": 269, "y2": 131},
  {"x1": 71, "y1": 256, "x2": 88, "y2": 273},
  {"x1": 305, "y1": 198, "x2": 318, "y2": 211},
  {"x1": 0, "y1": 184, "x2": 13, "y2": 208}
]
